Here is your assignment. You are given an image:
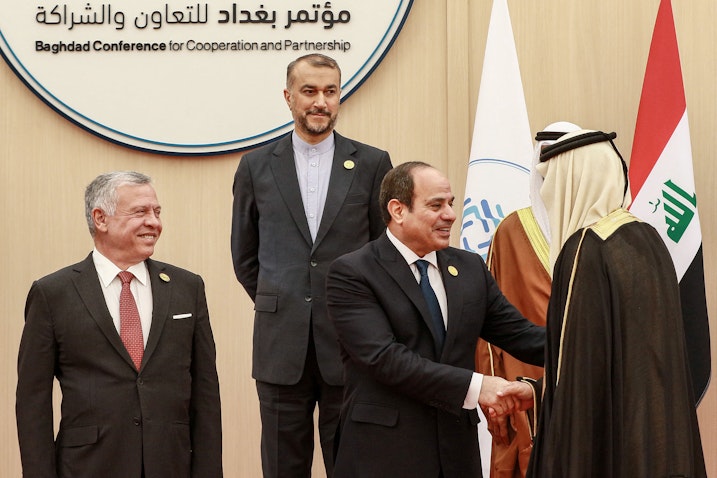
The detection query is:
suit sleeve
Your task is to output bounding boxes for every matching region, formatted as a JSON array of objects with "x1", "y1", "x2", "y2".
[
  {"x1": 479, "y1": 268, "x2": 545, "y2": 367},
  {"x1": 368, "y1": 152, "x2": 393, "y2": 240},
  {"x1": 231, "y1": 156, "x2": 259, "y2": 301},
  {"x1": 16, "y1": 281, "x2": 59, "y2": 477},
  {"x1": 189, "y1": 276, "x2": 223, "y2": 478},
  {"x1": 326, "y1": 257, "x2": 473, "y2": 416}
]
